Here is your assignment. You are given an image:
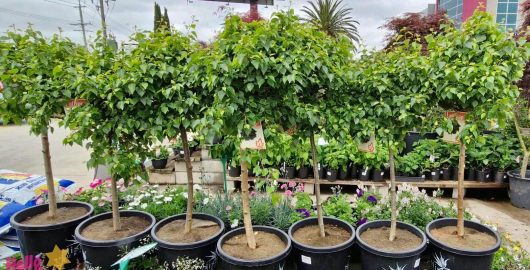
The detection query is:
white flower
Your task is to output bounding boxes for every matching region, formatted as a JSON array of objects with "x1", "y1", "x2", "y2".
[
  {"x1": 150, "y1": 190, "x2": 158, "y2": 194},
  {"x1": 181, "y1": 192, "x2": 189, "y2": 199},
  {"x1": 141, "y1": 203, "x2": 148, "y2": 209},
  {"x1": 432, "y1": 191, "x2": 438, "y2": 198},
  {"x1": 203, "y1": 198, "x2": 209, "y2": 205},
  {"x1": 143, "y1": 193, "x2": 151, "y2": 197},
  {"x1": 155, "y1": 194, "x2": 164, "y2": 199},
  {"x1": 230, "y1": 219, "x2": 239, "y2": 229},
  {"x1": 91, "y1": 196, "x2": 100, "y2": 201},
  {"x1": 193, "y1": 184, "x2": 202, "y2": 191},
  {"x1": 138, "y1": 195, "x2": 144, "y2": 200},
  {"x1": 155, "y1": 201, "x2": 162, "y2": 205},
  {"x1": 130, "y1": 201, "x2": 140, "y2": 207},
  {"x1": 153, "y1": 184, "x2": 159, "y2": 188},
  {"x1": 273, "y1": 180, "x2": 278, "y2": 186},
  {"x1": 164, "y1": 197, "x2": 172, "y2": 202}
]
